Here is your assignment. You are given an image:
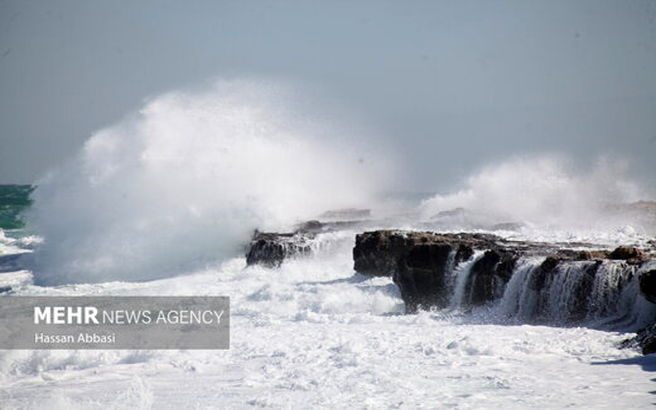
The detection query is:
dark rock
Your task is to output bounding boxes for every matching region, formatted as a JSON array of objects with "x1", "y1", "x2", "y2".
[
  {"x1": 568, "y1": 261, "x2": 601, "y2": 322},
  {"x1": 609, "y1": 246, "x2": 646, "y2": 264},
  {"x1": 395, "y1": 243, "x2": 453, "y2": 312},
  {"x1": 353, "y1": 230, "x2": 503, "y2": 311},
  {"x1": 247, "y1": 216, "x2": 368, "y2": 267},
  {"x1": 552, "y1": 249, "x2": 609, "y2": 261},
  {"x1": 246, "y1": 232, "x2": 314, "y2": 267},
  {"x1": 526, "y1": 252, "x2": 605, "y2": 321},
  {"x1": 640, "y1": 270, "x2": 656, "y2": 304},
  {"x1": 466, "y1": 249, "x2": 518, "y2": 306},
  {"x1": 353, "y1": 230, "x2": 412, "y2": 277},
  {"x1": 529, "y1": 256, "x2": 561, "y2": 291},
  {"x1": 621, "y1": 323, "x2": 656, "y2": 355},
  {"x1": 353, "y1": 231, "x2": 499, "y2": 278},
  {"x1": 494, "y1": 251, "x2": 518, "y2": 282},
  {"x1": 528, "y1": 250, "x2": 608, "y2": 292},
  {"x1": 455, "y1": 244, "x2": 474, "y2": 264},
  {"x1": 353, "y1": 230, "x2": 654, "y2": 315}
]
